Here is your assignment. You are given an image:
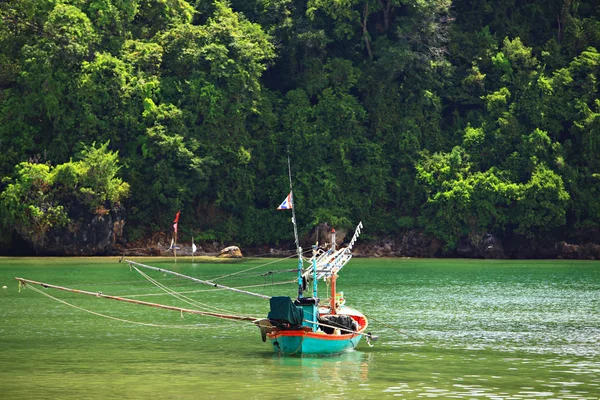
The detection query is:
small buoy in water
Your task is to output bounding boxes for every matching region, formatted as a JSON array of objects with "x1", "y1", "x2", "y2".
[{"x1": 2, "y1": 285, "x2": 7, "y2": 289}]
